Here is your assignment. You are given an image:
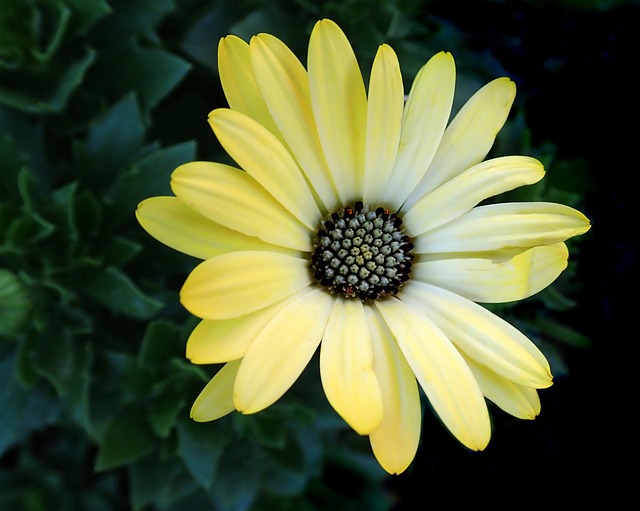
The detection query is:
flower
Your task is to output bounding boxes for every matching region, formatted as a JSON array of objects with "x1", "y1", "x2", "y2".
[{"x1": 136, "y1": 19, "x2": 591, "y2": 474}]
